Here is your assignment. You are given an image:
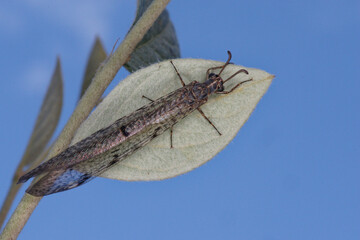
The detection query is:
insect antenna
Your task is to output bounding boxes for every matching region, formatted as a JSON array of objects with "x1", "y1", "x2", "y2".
[
  {"x1": 223, "y1": 69, "x2": 249, "y2": 83},
  {"x1": 217, "y1": 50, "x2": 233, "y2": 77},
  {"x1": 216, "y1": 51, "x2": 252, "y2": 94}
]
